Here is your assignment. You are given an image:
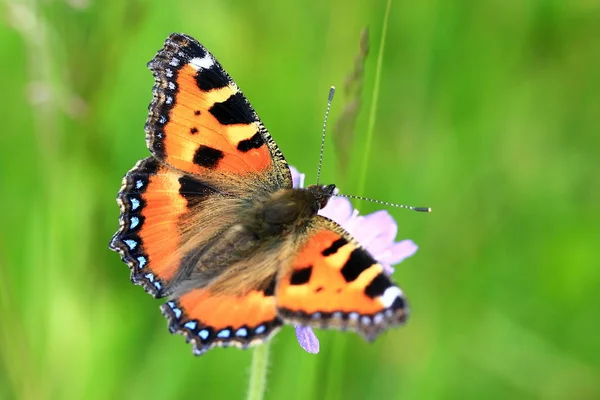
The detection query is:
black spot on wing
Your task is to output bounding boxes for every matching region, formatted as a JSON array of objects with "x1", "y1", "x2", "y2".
[
  {"x1": 195, "y1": 65, "x2": 229, "y2": 91},
  {"x1": 190, "y1": 127, "x2": 198, "y2": 134},
  {"x1": 193, "y1": 146, "x2": 224, "y2": 169},
  {"x1": 290, "y1": 266, "x2": 313, "y2": 285},
  {"x1": 209, "y1": 92, "x2": 256, "y2": 125},
  {"x1": 178, "y1": 176, "x2": 215, "y2": 207},
  {"x1": 194, "y1": 110, "x2": 201, "y2": 116},
  {"x1": 179, "y1": 36, "x2": 207, "y2": 60},
  {"x1": 263, "y1": 276, "x2": 276, "y2": 297},
  {"x1": 391, "y1": 296, "x2": 406, "y2": 311},
  {"x1": 340, "y1": 248, "x2": 374, "y2": 282},
  {"x1": 237, "y1": 132, "x2": 264, "y2": 152},
  {"x1": 364, "y1": 273, "x2": 393, "y2": 298},
  {"x1": 322, "y1": 238, "x2": 348, "y2": 256}
]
